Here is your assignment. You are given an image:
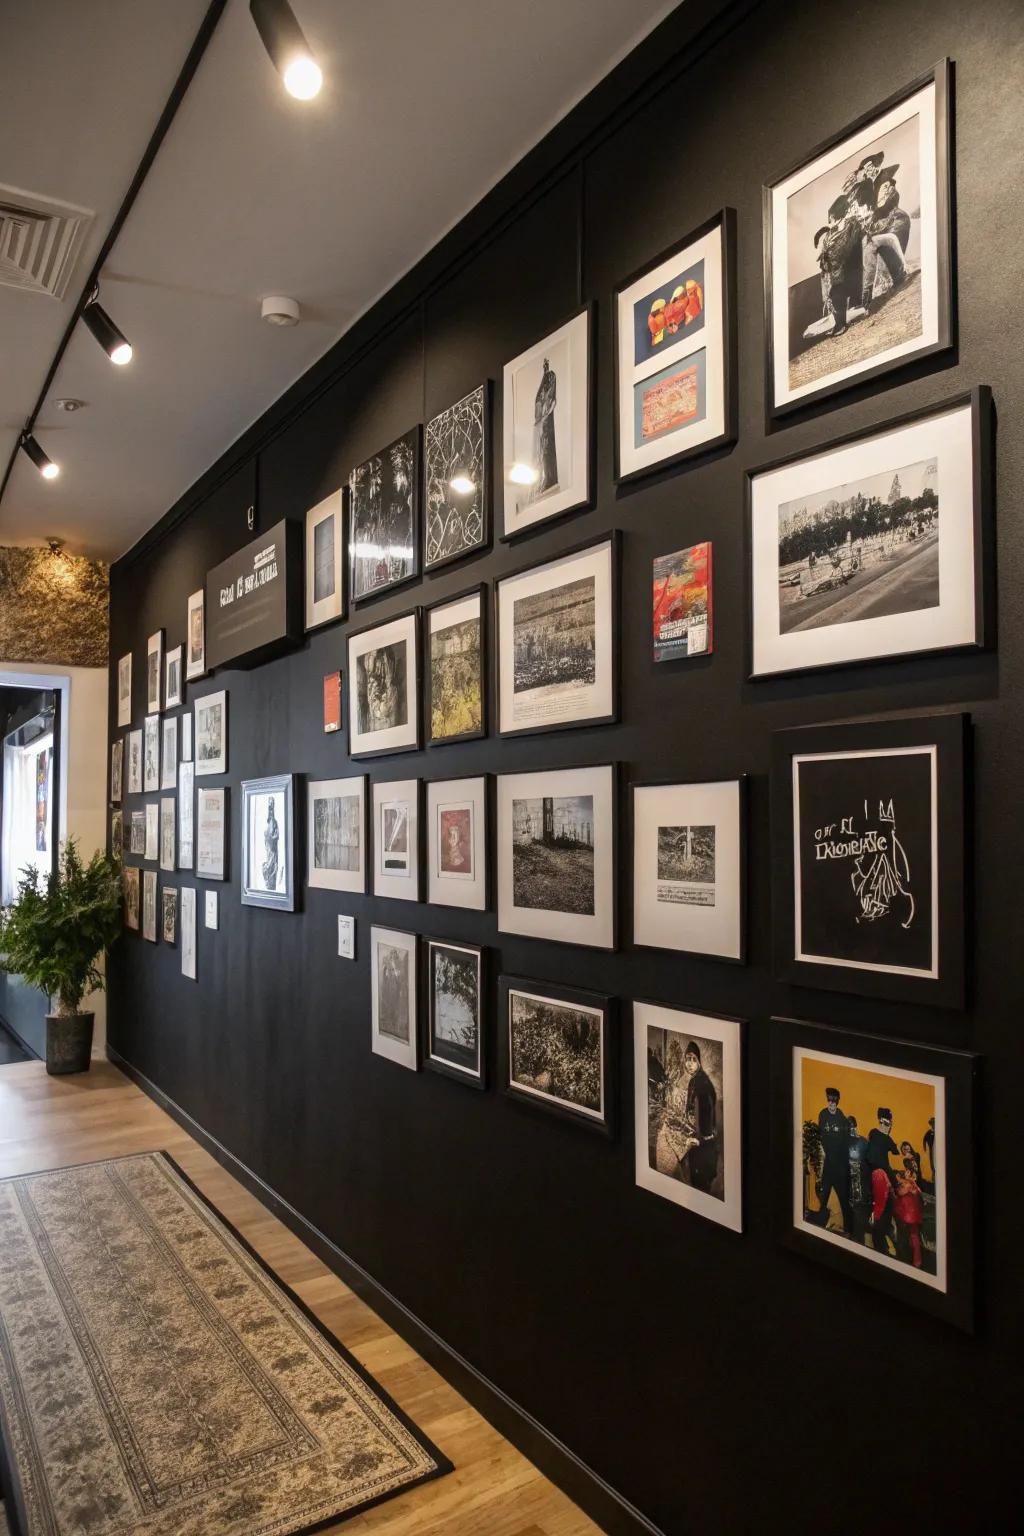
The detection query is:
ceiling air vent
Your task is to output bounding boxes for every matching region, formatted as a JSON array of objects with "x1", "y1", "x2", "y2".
[{"x1": 0, "y1": 183, "x2": 93, "y2": 299}]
